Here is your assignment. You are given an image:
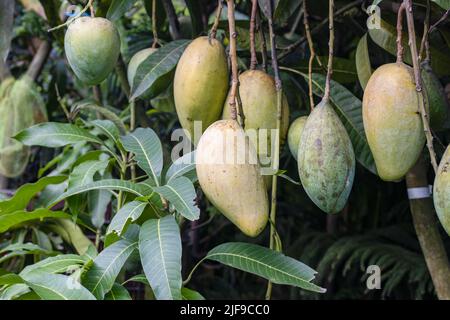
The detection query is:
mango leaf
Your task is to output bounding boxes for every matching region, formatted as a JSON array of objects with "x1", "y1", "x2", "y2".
[
  {"x1": 105, "y1": 283, "x2": 132, "y2": 300},
  {"x1": 0, "y1": 176, "x2": 66, "y2": 214},
  {"x1": 0, "y1": 284, "x2": 31, "y2": 300},
  {"x1": 283, "y1": 68, "x2": 377, "y2": 175},
  {"x1": 154, "y1": 177, "x2": 199, "y2": 221},
  {"x1": 106, "y1": 0, "x2": 138, "y2": 21},
  {"x1": 368, "y1": 18, "x2": 450, "y2": 76},
  {"x1": 0, "y1": 209, "x2": 70, "y2": 233},
  {"x1": 289, "y1": 57, "x2": 357, "y2": 84},
  {"x1": 206, "y1": 242, "x2": 325, "y2": 293},
  {"x1": 139, "y1": 215, "x2": 182, "y2": 300},
  {"x1": 274, "y1": 0, "x2": 301, "y2": 24},
  {"x1": 15, "y1": 122, "x2": 103, "y2": 148},
  {"x1": 131, "y1": 40, "x2": 190, "y2": 100},
  {"x1": 23, "y1": 272, "x2": 96, "y2": 300},
  {"x1": 47, "y1": 219, "x2": 93, "y2": 255},
  {"x1": 432, "y1": 0, "x2": 450, "y2": 10},
  {"x1": 72, "y1": 100, "x2": 126, "y2": 134},
  {"x1": 355, "y1": 34, "x2": 372, "y2": 90},
  {"x1": 48, "y1": 179, "x2": 153, "y2": 207},
  {"x1": 181, "y1": 287, "x2": 205, "y2": 300},
  {"x1": 107, "y1": 200, "x2": 147, "y2": 236},
  {"x1": 0, "y1": 243, "x2": 55, "y2": 264},
  {"x1": 90, "y1": 119, "x2": 121, "y2": 147},
  {"x1": 185, "y1": 0, "x2": 203, "y2": 36},
  {"x1": 0, "y1": 0, "x2": 14, "y2": 62},
  {"x1": 258, "y1": 0, "x2": 273, "y2": 20},
  {"x1": 21, "y1": 254, "x2": 87, "y2": 276},
  {"x1": 0, "y1": 273, "x2": 23, "y2": 286},
  {"x1": 83, "y1": 239, "x2": 137, "y2": 300},
  {"x1": 122, "y1": 274, "x2": 149, "y2": 286},
  {"x1": 165, "y1": 151, "x2": 197, "y2": 184},
  {"x1": 121, "y1": 128, "x2": 163, "y2": 186},
  {"x1": 68, "y1": 160, "x2": 110, "y2": 190}
]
